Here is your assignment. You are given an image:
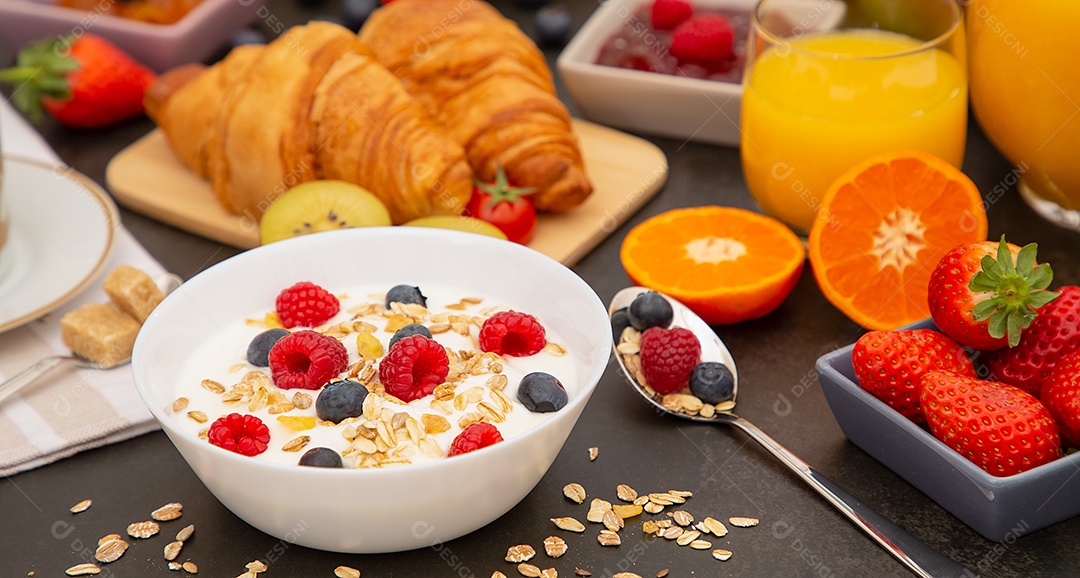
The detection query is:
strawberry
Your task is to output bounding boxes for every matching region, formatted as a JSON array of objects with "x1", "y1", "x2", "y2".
[
  {"x1": 851, "y1": 329, "x2": 975, "y2": 425},
  {"x1": 1039, "y1": 348, "x2": 1080, "y2": 448},
  {"x1": 927, "y1": 236, "x2": 1059, "y2": 350},
  {"x1": 984, "y1": 285, "x2": 1080, "y2": 397},
  {"x1": 670, "y1": 14, "x2": 734, "y2": 64},
  {"x1": 0, "y1": 34, "x2": 155, "y2": 128},
  {"x1": 920, "y1": 370, "x2": 1061, "y2": 476}
]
